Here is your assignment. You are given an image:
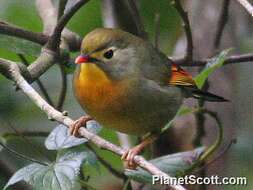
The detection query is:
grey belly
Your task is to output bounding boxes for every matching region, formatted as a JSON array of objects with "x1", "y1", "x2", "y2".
[{"x1": 109, "y1": 81, "x2": 183, "y2": 135}]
